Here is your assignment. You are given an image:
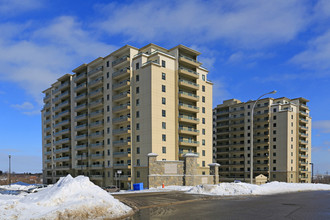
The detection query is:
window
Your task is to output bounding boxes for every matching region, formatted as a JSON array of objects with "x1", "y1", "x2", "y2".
[
  {"x1": 202, "y1": 96, "x2": 205, "y2": 103},
  {"x1": 137, "y1": 159, "x2": 140, "y2": 166},
  {"x1": 162, "y1": 60, "x2": 166, "y2": 67},
  {"x1": 107, "y1": 150, "x2": 110, "y2": 156},
  {"x1": 107, "y1": 127, "x2": 110, "y2": 134},
  {"x1": 107, "y1": 83, "x2": 110, "y2": 90},
  {"x1": 202, "y1": 75, "x2": 205, "y2": 81},
  {"x1": 202, "y1": 150, "x2": 205, "y2": 156},
  {"x1": 162, "y1": 97, "x2": 166, "y2": 105},
  {"x1": 273, "y1": 152, "x2": 276, "y2": 156},
  {"x1": 162, "y1": 146, "x2": 166, "y2": 154},
  {"x1": 107, "y1": 106, "x2": 110, "y2": 112},
  {"x1": 137, "y1": 147, "x2": 140, "y2": 154},
  {"x1": 291, "y1": 115, "x2": 293, "y2": 119},
  {"x1": 273, "y1": 108, "x2": 277, "y2": 112},
  {"x1": 136, "y1": 123, "x2": 140, "y2": 130},
  {"x1": 202, "y1": 129, "x2": 205, "y2": 135},
  {"x1": 107, "y1": 72, "x2": 109, "y2": 78},
  {"x1": 107, "y1": 94, "x2": 109, "y2": 101},
  {"x1": 291, "y1": 122, "x2": 293, "y2": 127},
  {"x1": 273, "y1": 174, "x2": 276, "y2": 178},
  {"x1": 107, "y1": 139, "x2": 110, "y2": 145},
  {"x1": 202, "y1": 118, "x2": 205, "y2": 124},
  {"x1": 136, "y1": 111, "x2": 140, "y2": 118},
  {"x1": 162, "y1": 110, "x2": 166, "y2": 117},
  {"x1": 108, "y1": 171, "x2": 110, "y2": 177},
  {"x1": 162, "y1": 134, "x2": 166, "y2": 141},
  {"x1": 136, "y1": 135, "x2": 140, "y2": 142},
  {"x1": 291, "y1": 152, "x2": 293, "y2": 156},
  {"x1": 291, "y1": 144, "x2": 293, "y2": 149},
  {"x1": 162, "y1": 122, "x2": 166, "y2": 129},
  {"x1": 106, "y1": 61, "x2": 109, "y2": 67},
  {"x1": 162, "y1": 72, "x2": 166, "y2": 80},
  {"x1": 136, "y1": 99, "x2": 140, "y2": 106},
  {"x1": 202, "y1": 85, "x2": 205, "y2": 92},
  {"x1": 273, "y1": 167, "x2": 276, "y2": 171},
  {"x1": 291, "y1": 130, "x2": 293, "y2": 134},
  {"x1": 273, "y1": 116, "x2": 277, "y2": 120},
  {"x1": 291, "y1": 159, "x2": 293, "y2": 164},
  {"x1": 273, "y1": 145, "x2": 276, "y2": 149},
  {"x1": 273, "y1": 130, "x2": 276, "y2": 134},
  {"x1": 273, "y1": 138, "x2": 276, "y2": 142},
  {"x1": 107, "y1": 116, "x2": 110, "y2": 122},
  {"x1": 202, "y1": 161, "x2": 205, "y2": 167},
  {"x1": 291, "y1": 137, "x2": 293, "y2": 142},
  {"x1": 273, "y1": 160, "x2": 276, "y2": 164},
  {"x1": 162, "y1": 85, "x2": 166, "y2": 92},
  {"x1": 273, "y1": 123, "x2": 277, "y2": 127},
  {"x1": 202, "y1": 107, "x2": 205, "y2": 113},
  {"x1": 136, "y1": 62, "x2": 139, "y2": 70},
  {"x1": 136, "y1": 75, "x2": 139, "y2": 82},
  {"x1": 202, "y1": 139, "x2": 205, "y2": 145},
  {"x1": 136, "y1": 87, "x2": 140, "y2": 94},
  {"x1": 137, "y1": 171, "x2": 140, "y2": 178}
]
